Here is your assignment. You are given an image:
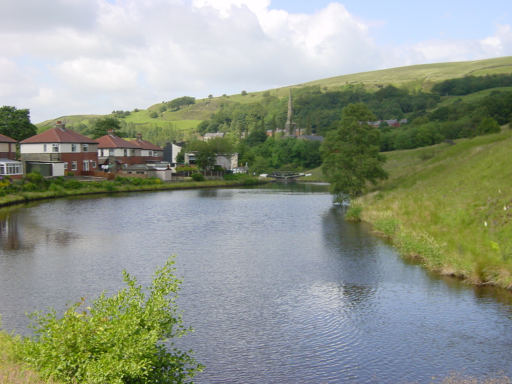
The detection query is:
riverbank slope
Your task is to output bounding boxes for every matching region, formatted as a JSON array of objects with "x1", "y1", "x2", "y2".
[
  {"x1": 357, "y1": 127, "x2": 512, "y2": 289},
  {"x1": 0, "y1": 177, "x2": 263, "y2": 209}
]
